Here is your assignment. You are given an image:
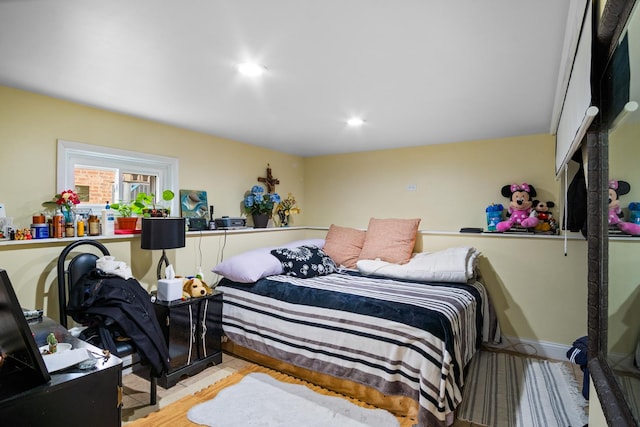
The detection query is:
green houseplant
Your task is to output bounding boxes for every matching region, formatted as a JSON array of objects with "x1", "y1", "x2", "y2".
[
  {"x1": 110, "y1": 201, "x2": 135, "y2": 217},
  {"x1": 110, "y1": 190, "x2": 175, "y2": 231},
  {"x1": 109, "y1": 200, "x2": 140, "y2": 231},
  {"x1": 111, "y1": 190, "x2": 175, "y2": 217},
  {"x1": 136, "y1": 190, "x2": 175, "y2": 217}
]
